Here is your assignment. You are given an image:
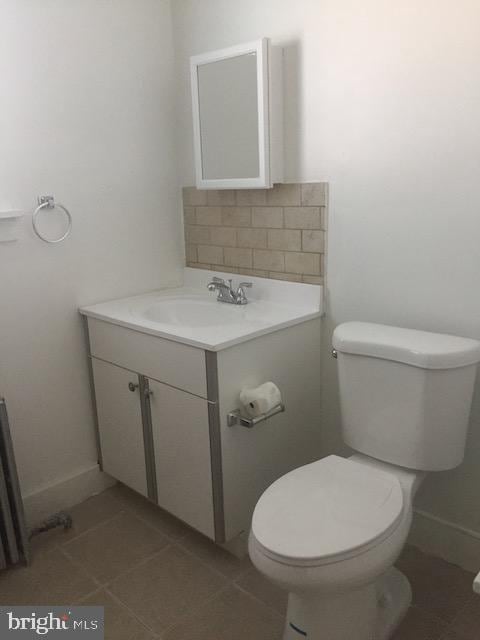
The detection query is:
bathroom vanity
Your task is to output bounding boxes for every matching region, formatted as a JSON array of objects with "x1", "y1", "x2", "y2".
[{"x1": 80, "y1": 269, "x2": 322, "y2": 544}]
